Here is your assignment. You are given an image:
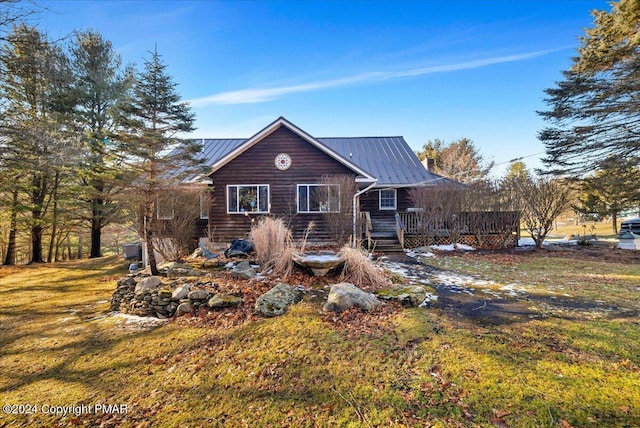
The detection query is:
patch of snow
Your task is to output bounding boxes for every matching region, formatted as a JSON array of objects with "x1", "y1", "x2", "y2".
[
  {"x1": 224, "y1": 262, "x2": 235, "y2": 269},
  {"x1": 405, "y1": 248, "x2": 435, "y2": 258},
  {"x1": 419, "y1": 293, "x2": 439, "y2": 307},
  {"x1": 499, "y1": 284, "x2": 528, "y2": 297},
  {"x1": 431, "y1": 244, "x2": 475, "y2": 251},
  {"x1": 111, "y1": 313, "x2": 168, "y2": 328},
  {"x1": 95, "y1": 300, "x2": 109, "y2": 304}
]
